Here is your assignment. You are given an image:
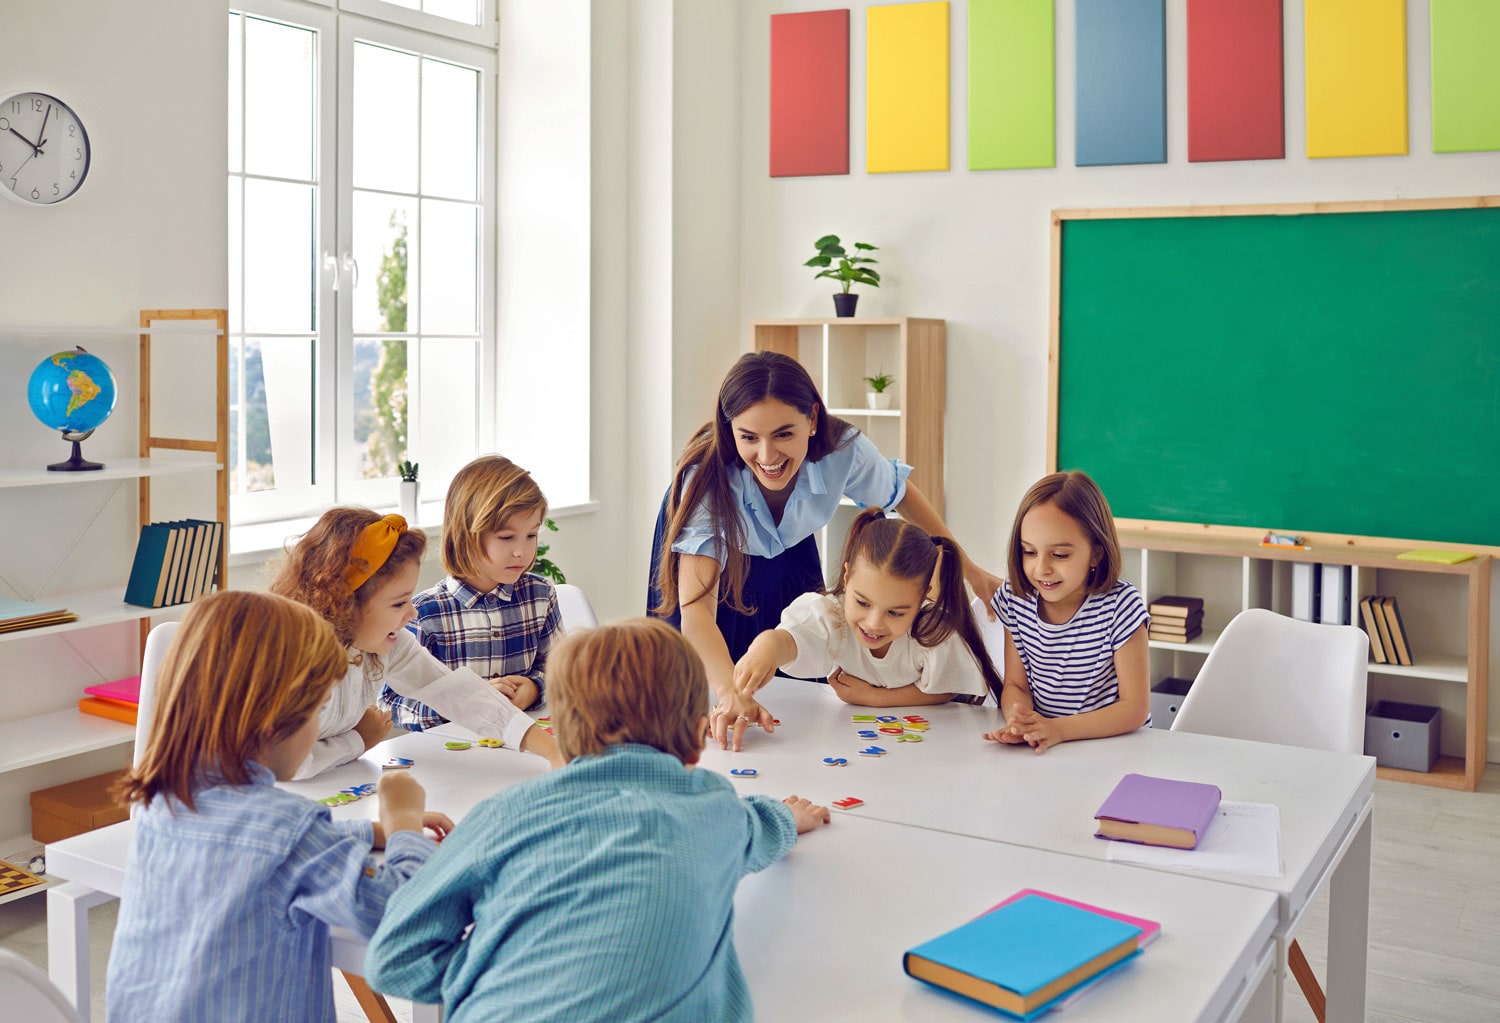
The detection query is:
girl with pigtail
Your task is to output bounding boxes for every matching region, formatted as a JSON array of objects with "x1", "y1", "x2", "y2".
[{"x1": 733, "y1": 508, "x2": 1002, "y2": 707}]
